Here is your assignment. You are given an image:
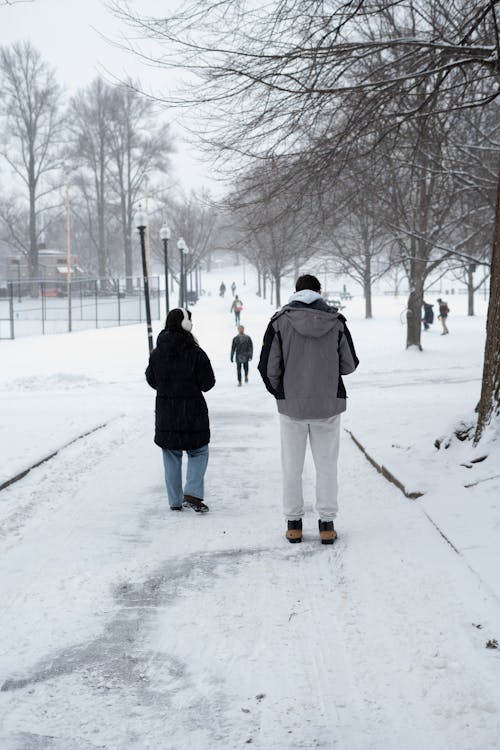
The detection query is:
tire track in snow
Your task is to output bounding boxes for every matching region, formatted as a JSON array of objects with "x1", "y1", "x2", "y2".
[
  {"x1": 346, "y1": 428, "x2": 500, "y2": 609},
  {"x1": 332, "y1": 437, "x2": 500, "y2": 749},
  {"x1": 0, "y1": 414, "x2": 136, "y2": 628},
  {"x1": 0, "y1": 416, "x2": 124, "y2": 493}
]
